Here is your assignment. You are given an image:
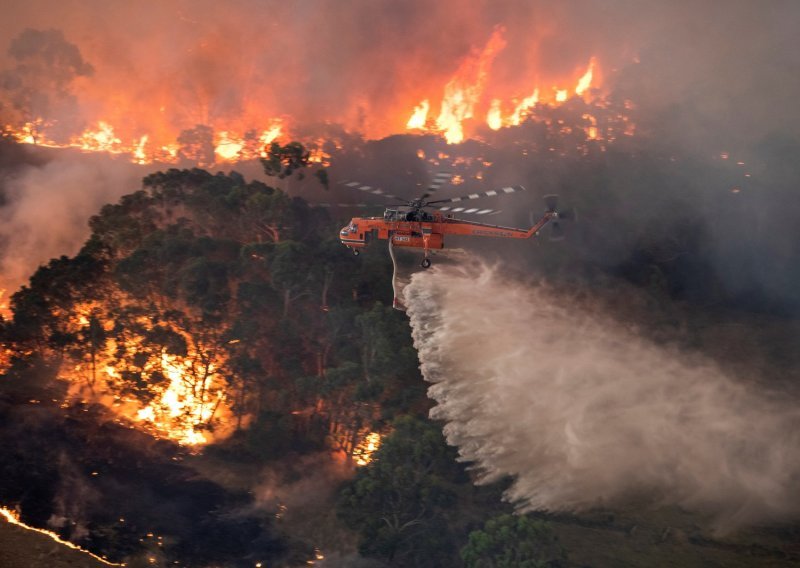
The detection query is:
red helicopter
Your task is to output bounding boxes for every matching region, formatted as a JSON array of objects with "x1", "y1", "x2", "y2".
[{"x1": 336, "y1": 173, "x2": 568, "y2": 309}]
